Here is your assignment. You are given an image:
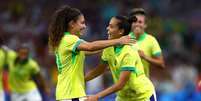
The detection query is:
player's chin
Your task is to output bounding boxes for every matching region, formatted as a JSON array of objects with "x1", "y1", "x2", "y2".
[{"x1": 134, "y1": 29, "x2": 142, "y2": 34}]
